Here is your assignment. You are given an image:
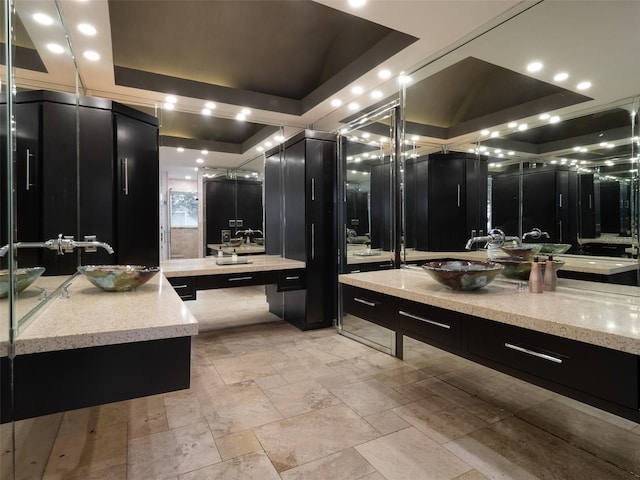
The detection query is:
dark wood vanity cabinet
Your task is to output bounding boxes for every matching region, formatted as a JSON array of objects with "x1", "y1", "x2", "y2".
[
  {"x1": 407, "y1": 153, "x2": 488, "y2": 252},
  {"x1": 265, "y1": 130, "x2": 337, "y2": 330},
  {"x1": 2, "y1": 91, "x2": 159, "y2": 274},
  {"x1": 579, "y1": 173, "x2": 600, "y2": 238}
]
